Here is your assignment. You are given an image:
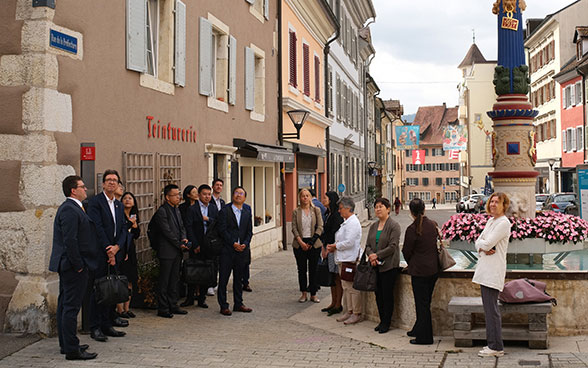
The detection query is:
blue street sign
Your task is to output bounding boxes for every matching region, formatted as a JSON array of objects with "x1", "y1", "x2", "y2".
[
  {"x1": 338, "y1": 183, "x2": 346, "y2": 193},
  {"x1": 577, "y1": 165, "x2": 588, "y2": 221},
  {"x1": 49, "y1": 29, "x2": 78, "y2": 54}
]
